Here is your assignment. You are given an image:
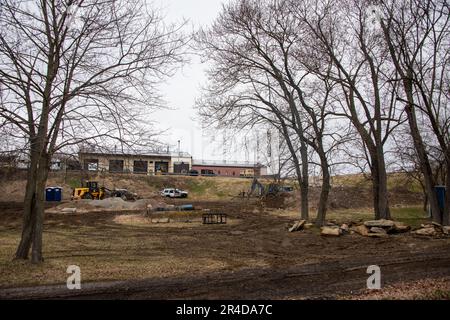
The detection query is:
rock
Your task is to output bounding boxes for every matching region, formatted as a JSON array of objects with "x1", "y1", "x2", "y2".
[
  {"x1": 230, "y1": 231, "x2": 245, "y2": 235},
  {"x1": 364, "y1": 219, "x2": 395, "y2": 228},
  {"x1": 443, "y1": 226, "x2": 450, "y2": 235},
  {"x1": 370, "y1": 227, "x2": 387, "y2": 234},
  {"x1": 432, "y1": 222, "x2": 442, "y2": 228},
  {"x1": 414, "y1": 227, "x2": 437, "y2": 236},
  {"x1": 352, "y1": 225, "x2": 369, "y2": 236},
  {"x1": 304, "y1": 223, "x2": 314, "y2": 229},
  {"x1": 340, "y1": 224, "x2": 349, "y2": 233},
  {"x1": 61, "y1": 207, "x2": 77, "y2": 213},
  {"x1": 391, "y1": 221, "x2": 411, "y2": 234},
  {"x1": 320, "y1": 226, "x2": 341, "y2": 236},
  {"x1": 289, "y1": 220, "x2": 306, "y2": 232}
]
